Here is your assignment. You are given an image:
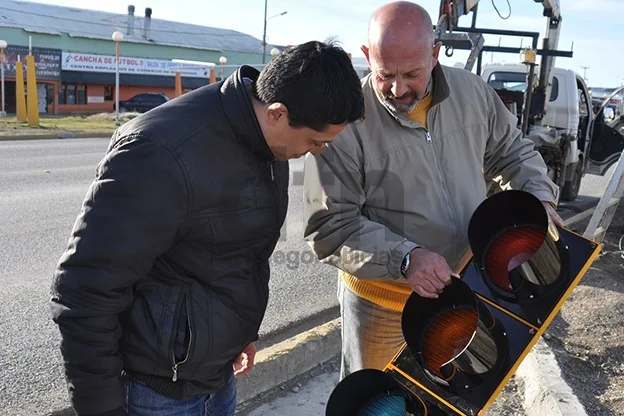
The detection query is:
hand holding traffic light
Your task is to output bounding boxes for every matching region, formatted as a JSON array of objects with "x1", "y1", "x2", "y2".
[
  {"x1": 541, "y1": 201, "x2": 564, "y2": 227},
  {"x1": 404, "y1": 248, "x2": 460, "y2": 299}
]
